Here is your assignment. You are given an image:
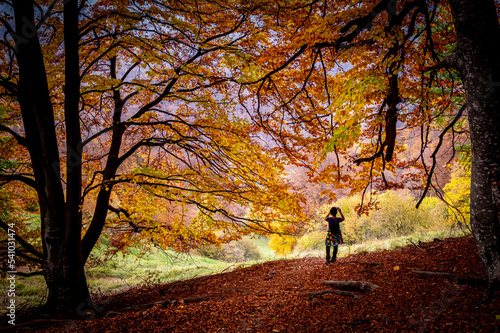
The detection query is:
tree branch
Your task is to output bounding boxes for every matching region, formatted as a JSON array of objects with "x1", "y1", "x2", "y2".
[
  {"x1": 0, "y1": 124, "x2": 27, "y2": 146},
  {"x1": 416, "y1": 104, "x2": 467, "y2": 208},
  {"x1": 424, "y1": 52, "x2": 461, "y2": 72},
  {"x1": 108, "y1": 205, "x2": 130, "y2": 219},
  {"x1": 0, "y1": 267, "x2": 43, "y2": 277},
  {"x1": 304, "y1": 289, "x2": 365, "y2": 299},
  {"x1": 0, "y1": 174, "x2": 38, "y2": 190},
  {"x1": 0, "y1": 218, "x2": 44, "y2": 259}
]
